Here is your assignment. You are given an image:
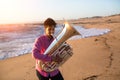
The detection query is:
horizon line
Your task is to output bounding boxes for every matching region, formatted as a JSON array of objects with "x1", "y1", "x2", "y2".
[{"x1": 0, "y1": 13, "x2": 120, "y2": 25}]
